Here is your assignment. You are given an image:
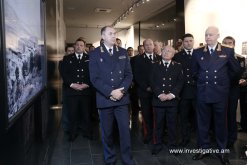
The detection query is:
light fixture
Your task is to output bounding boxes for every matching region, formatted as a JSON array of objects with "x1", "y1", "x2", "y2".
[{"x1": 112, "y1": 0, "x2": 150, "y2": 26}]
